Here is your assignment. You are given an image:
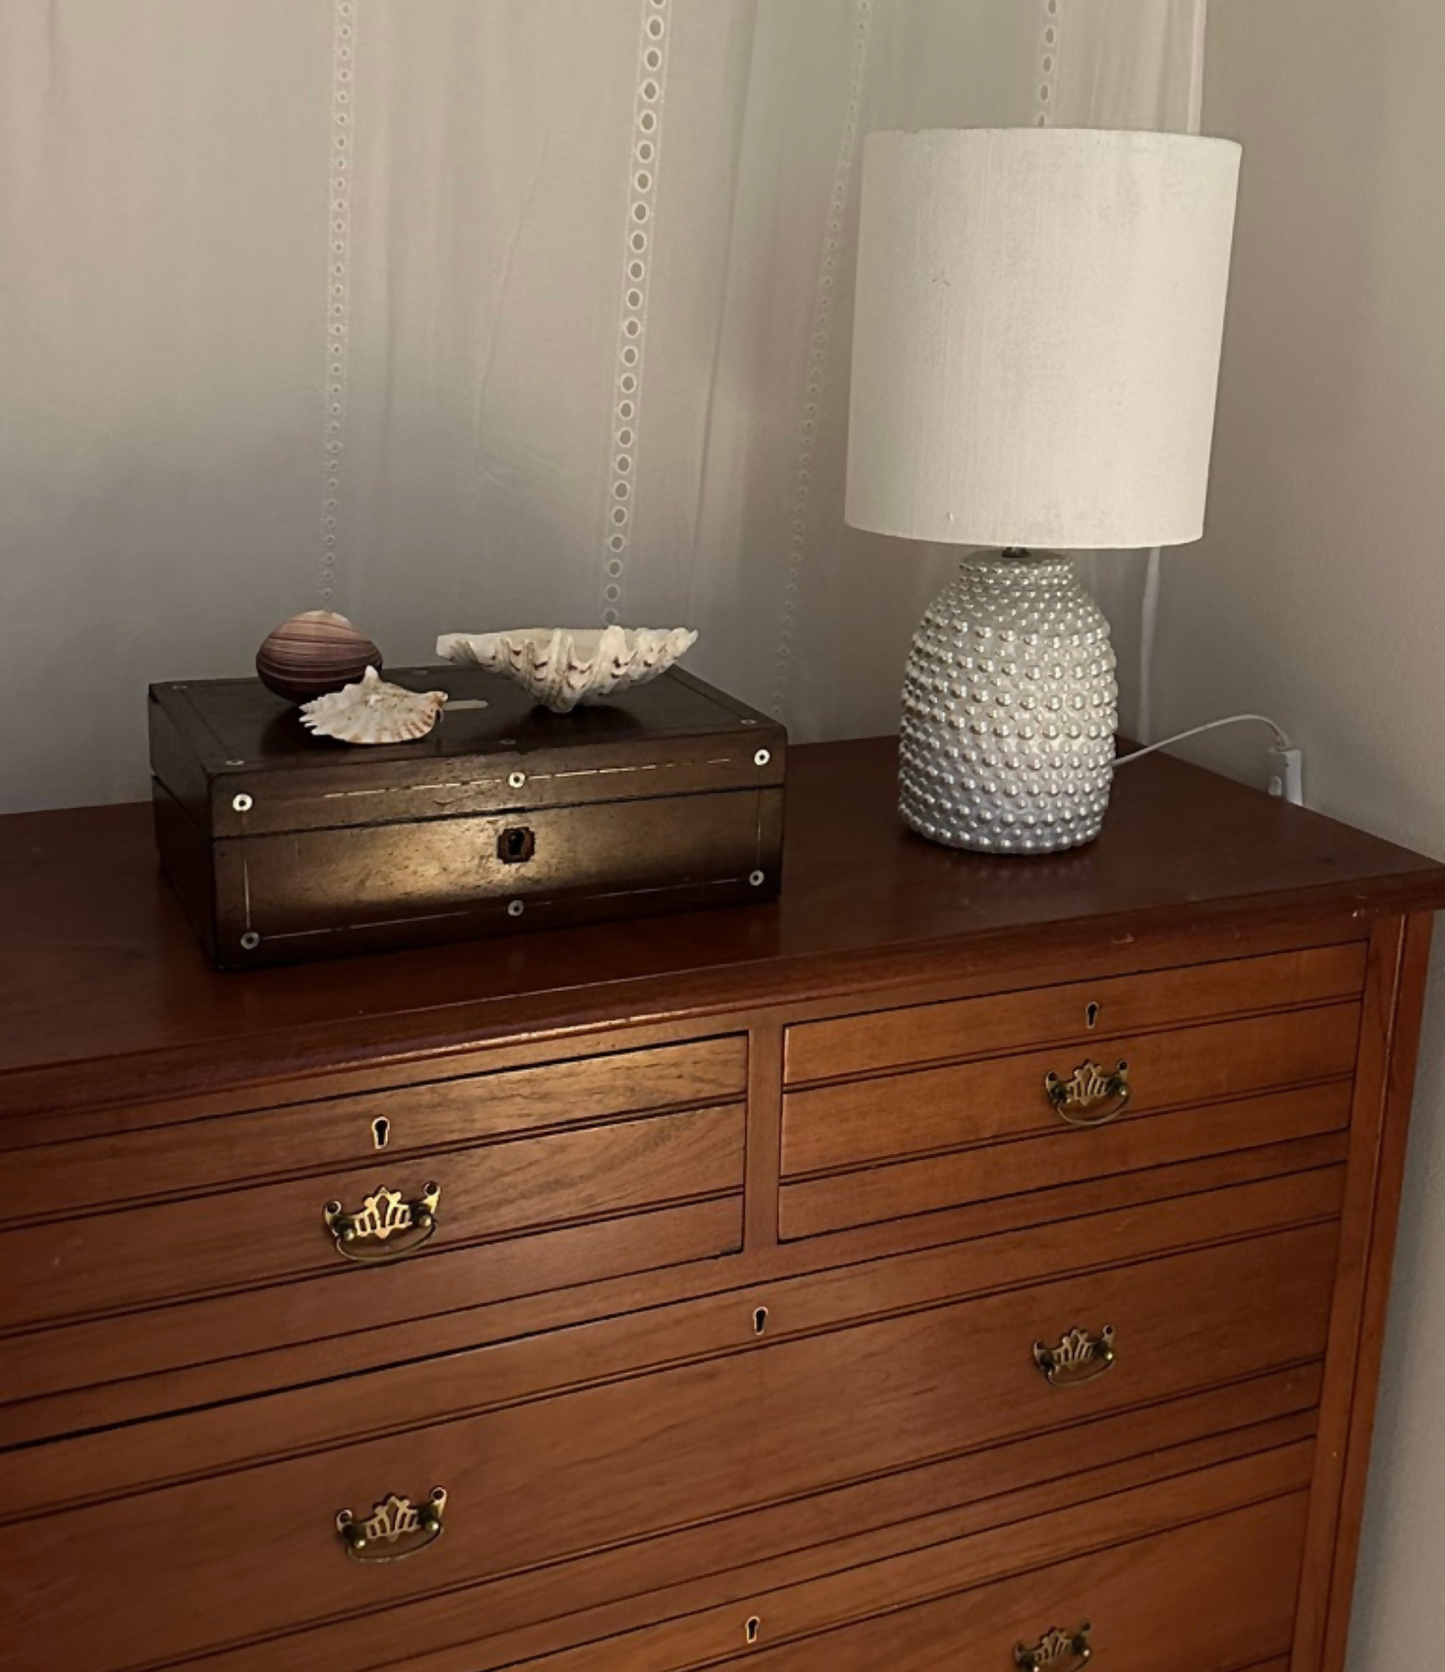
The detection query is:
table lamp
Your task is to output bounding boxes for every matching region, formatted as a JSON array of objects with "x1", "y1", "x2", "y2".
[{"x1": 845, "y1": 128, "x2": 1241, "y2": 853}]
